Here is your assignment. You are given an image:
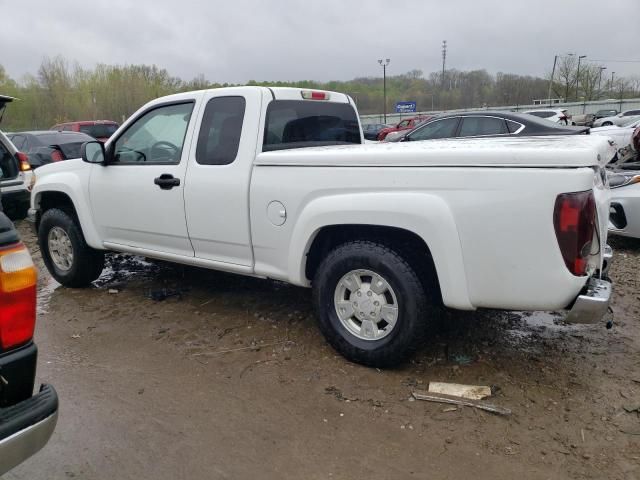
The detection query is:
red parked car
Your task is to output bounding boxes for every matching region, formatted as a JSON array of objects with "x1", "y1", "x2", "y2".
[
  {"x1": 376, "y1": 116, "x2": 433, "y2": 141},
  {"x1": 50, "y1": 120, "x2": 119, "y2": 142}
]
